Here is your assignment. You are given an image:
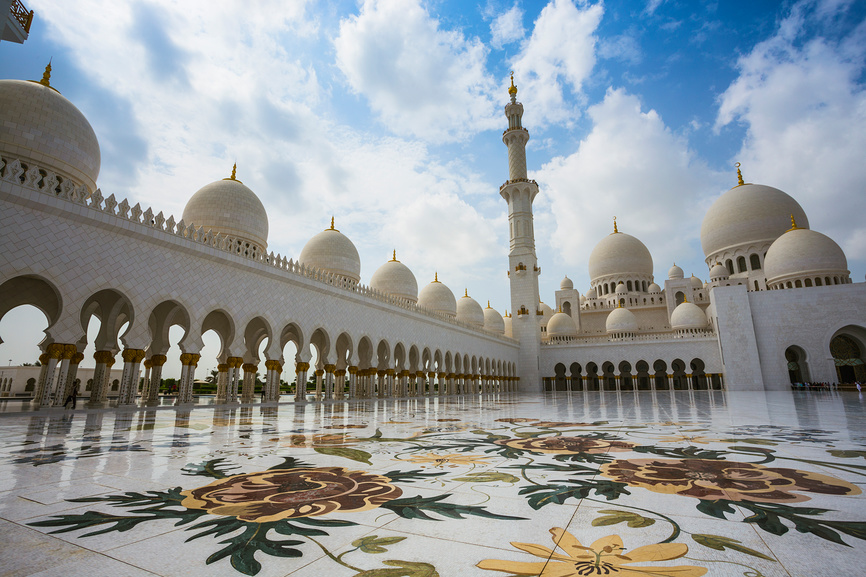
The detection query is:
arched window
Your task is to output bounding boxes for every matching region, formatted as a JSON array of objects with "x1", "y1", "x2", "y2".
[
  {"x1": 750, "y1": 254, "x2": 761, "y2": 270},
  {"x1": 726, "y1": 259, "x2": 734, "y2": 275},
  {"x1": 642, "y1": 281, "x2": 647, "y2": 292},
  {"x1": 754, "y1": 280, "x2": 759, "y2": 291},
  {"x1": 825, "y1": 276, "x2": 831, "y2": 285},
  {"x1": 737, "y1": 256, "x2": 747, "y2": 273},
  {"x1": 795, "y1": 280, "x2": 802, "y2": 288},
  {"x1": 25, "y1": 378, "x2": 36, "y2": 392},
  {"x1": 786, "y1": 281, "x2": 792, "y2": 288},
  {"x1": 675, "y1": 291, "x2": 685, "y2": 305},
  {"x1": 627, "y1": 280, "x2": 633, "y2": 291},
  {"x1": 816, "y1": 277, "x2": 823, "y2": 286},
  {"x1": 805, "y1": 278, "x2": 812, "y2": 287}
]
